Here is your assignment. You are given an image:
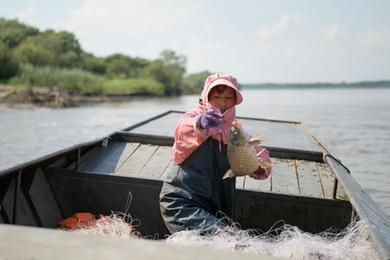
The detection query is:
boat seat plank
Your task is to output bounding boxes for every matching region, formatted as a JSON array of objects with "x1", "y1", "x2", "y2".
[
  {"x1": 115, "y1": 144, "x2": 158, "y2": 177},
  {"x1": 127, "y1": 111, "x2": 323, "y2": 154},
  {"x1": 317, "y1": 162, "x2": 348, "y2": 200},
  {"x1": 271, "y1": 158, "x2": 299, "y2": 195},
  {"x1": 317, "y1": 162, "x2": 336, "y2": 199},
  {"x1": 295, "y1": 160, "x2": 323, "y2": 198},
  {"x1": 336, "y1": 184, "x2": 348, "y2": 200},
  {"x1": 137, "y1": 146, "x2": 172, "y2": 179},
  {"x1": 160, "y1": 160, "x2": 175, "y2": 181},
  {"x1": 243, "y1": 174, "x2": 271, "y2": 192},
  {"x1": 235, "y1": 176, "x2": 245, "y2": 189},
  {"x1": 128, "y1": 112, "x2": 178, "y2": 137},
  {"x1": 239, "y1": 118, "x2": 321, "y2": 153},
  {"x1": 78, "y1": 142, "x2": 140, "y2": 174}
]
